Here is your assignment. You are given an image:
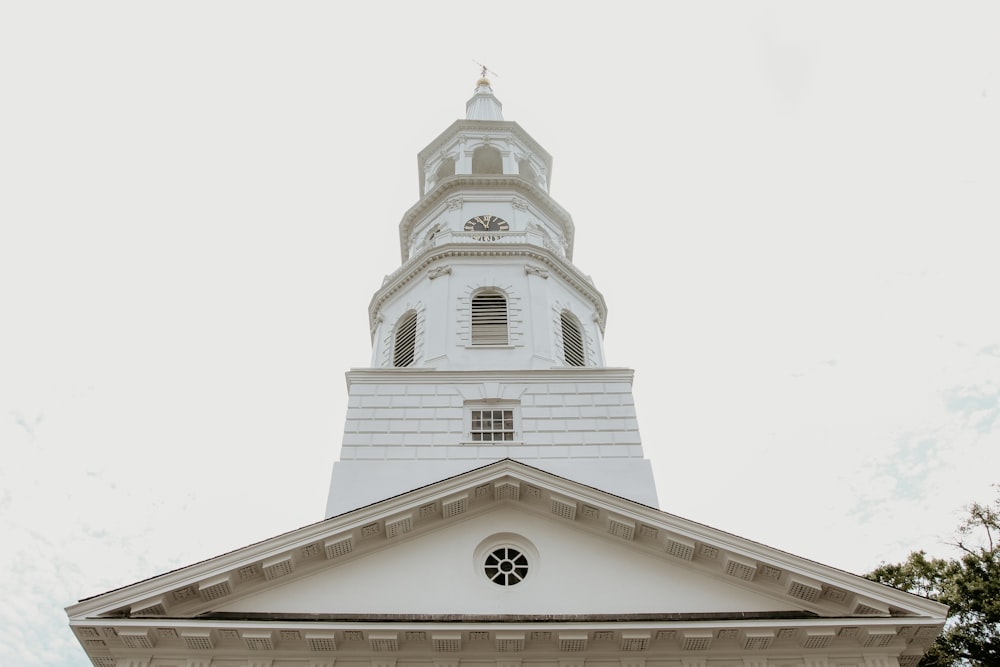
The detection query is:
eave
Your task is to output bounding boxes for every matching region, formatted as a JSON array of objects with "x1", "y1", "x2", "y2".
[
  {"x1": 67, "y1": 461, "x2": 947, "y2": 624},
  {"x1": 69, "y1": 615, "x2": 944, "y2": 667}
]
